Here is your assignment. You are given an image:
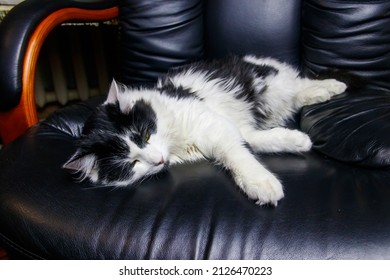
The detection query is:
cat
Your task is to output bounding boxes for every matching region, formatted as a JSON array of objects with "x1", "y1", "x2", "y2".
[{"x1": 63, "y1": 55, "x2": 347, "y2": 206}]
